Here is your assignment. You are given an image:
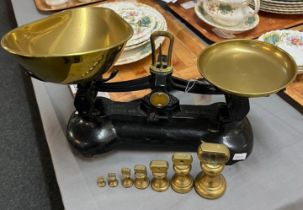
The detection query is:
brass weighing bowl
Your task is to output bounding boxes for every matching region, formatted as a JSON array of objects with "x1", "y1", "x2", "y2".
[
  {"x1": 1, "y1": 7, "x2": 133, "y2": 84},
  {"x1": 197, "y1": 40, "x2": 297, "y2": 97}
]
